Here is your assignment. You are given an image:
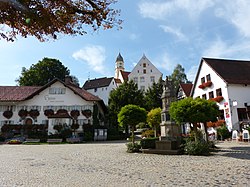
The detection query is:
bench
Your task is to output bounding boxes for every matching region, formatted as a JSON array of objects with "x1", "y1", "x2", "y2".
[
  {"x1": 25, "y1": 139, "x2": 40, "y2": 143},
  {"x1": 47, "y1": 139, "x2": 63, "y2": 143}
]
